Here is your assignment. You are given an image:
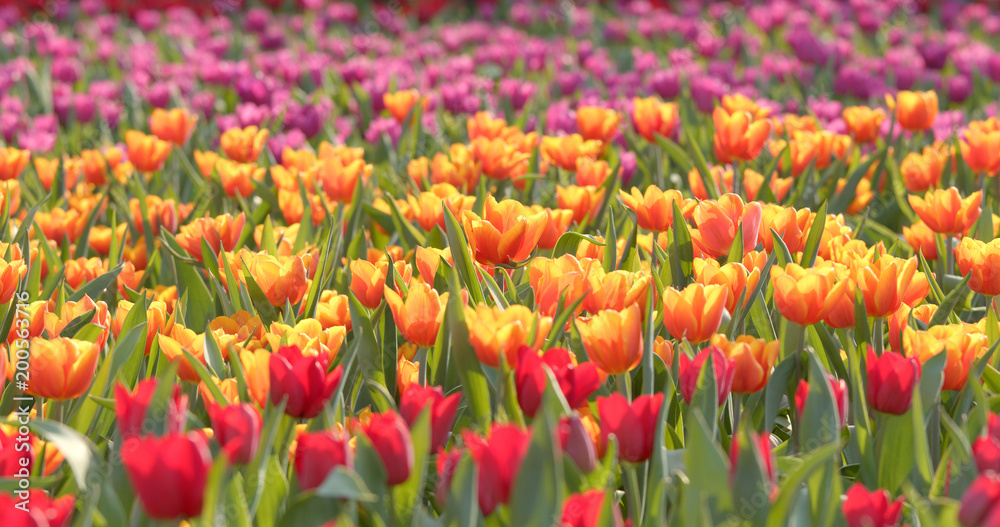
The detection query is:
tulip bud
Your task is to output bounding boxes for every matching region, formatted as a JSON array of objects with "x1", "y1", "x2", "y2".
[
  {"x1": 399, "y1": 384, "x2": 461, "y2": 453},
  {"x1": 958, "y1": 473, "x2": 1000, "y2": 527},
  {"x1": 114, "y1": 379, "x2": 189, "y2": 439},
  {"x1": 794, "y1": 374, "x2": 849, "y2": 430},
  {"x1": 359, "y1": 411, "x2": 414, "y2": 486},
  {"x1": 865, "y1": 349, "x2": 920, "y2": 416},
  {"x1": 559, "y1": 415, "x2": 597, "y2": 473},
  {"x1": 434, "y1": 448, "x2": 463, "y2": 508},
  {"x1": 294, "y1": 429, "x2": 354, "y2": 491},
  {"x1": 464, "y1": 425, "x2": 532, "y2": 516},
  {"x1": 678, "y1": 347, "x2": 736, "y2": 406},
  {"x1": 514, "y1": 346, "x2": 600, "y2": 419},
  {"x1": 597, "y1": 393, "x2": 663, "y2": 464},
  {"x1": 561, "y1": 490, "x2": 625, "y2": 527},
  {"x1": 121, "y1": 433, "x2": 212, "y2": 520},
  {"x1": 841, "y1": 483, "x2": 904, "y2": 527},
  {"x1": 208, "y1": 403, "x2": 261, "y2": 465},
  {"x1": 0, "y1": 490, "x2": 74, "y2": 527},
  {"x1": 269, "y1": 345, "x2": 343, "y2": 419}
]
